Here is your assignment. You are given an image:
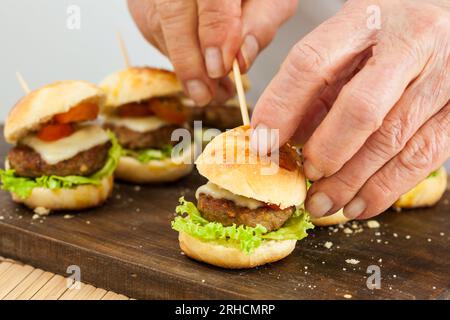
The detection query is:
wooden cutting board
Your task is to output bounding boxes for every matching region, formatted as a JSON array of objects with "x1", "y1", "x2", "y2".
[{"x1": 0, "y1": 127, "x2": 449, "y2": 300}]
